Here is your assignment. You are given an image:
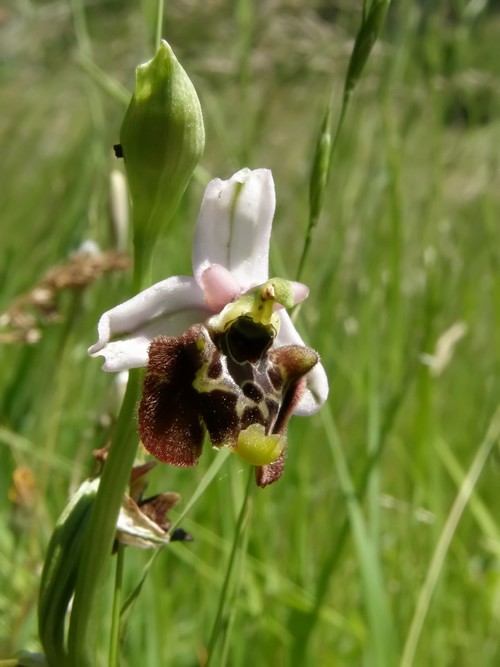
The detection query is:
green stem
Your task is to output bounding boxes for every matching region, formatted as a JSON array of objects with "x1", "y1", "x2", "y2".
[
  {"x1": 155, "y1": 0, "x2": 164, "y2": 51},
  {"x1": 205, "y1": 467, "x2": 253, "y2": 666},
  {"x1": 66, "y1": 370, "x2": 140, "y2": 667},
  {"x1": 296, "y1": 99, "x2": 347, "y2": 282},
  {"x1": 400, "y1": 406, "x2": 500, "y2": 667},
  {"x1": 132, "y1": 233, "x2": 153, "y2": 294},
  {"x1": 109, "y1": 544, "x2": 126, "y2": 667},
  {"x1": 297, "y1": 1, "x2": 390, "y2": 280},
  {"x1": 290, "y1": 353, "x2": 416, "y2": 665},
  {"x1": 67, "y1": 184, "x2": 151, "y2": 667}
]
